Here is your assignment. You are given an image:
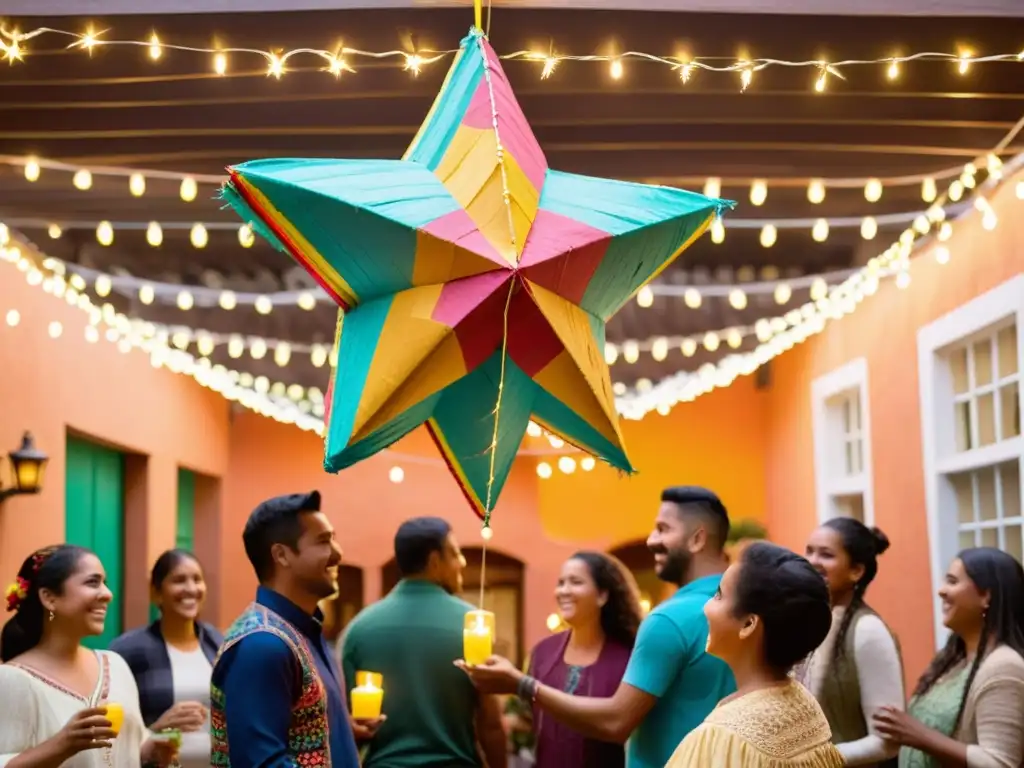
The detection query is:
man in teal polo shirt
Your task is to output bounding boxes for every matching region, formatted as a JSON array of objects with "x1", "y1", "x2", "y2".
[
  {"x1": 342, "y1": 517, "x2": 507, "y2": 768},
  {"x1": 459, "y1": 486, "x2": 736, "y2": 768}
]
